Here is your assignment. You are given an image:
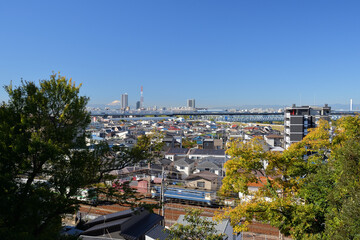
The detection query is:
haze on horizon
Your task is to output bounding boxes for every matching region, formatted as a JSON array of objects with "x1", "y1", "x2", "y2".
[{"x1": 1, "y1": 1, "x2": 359, "y2": 108}]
